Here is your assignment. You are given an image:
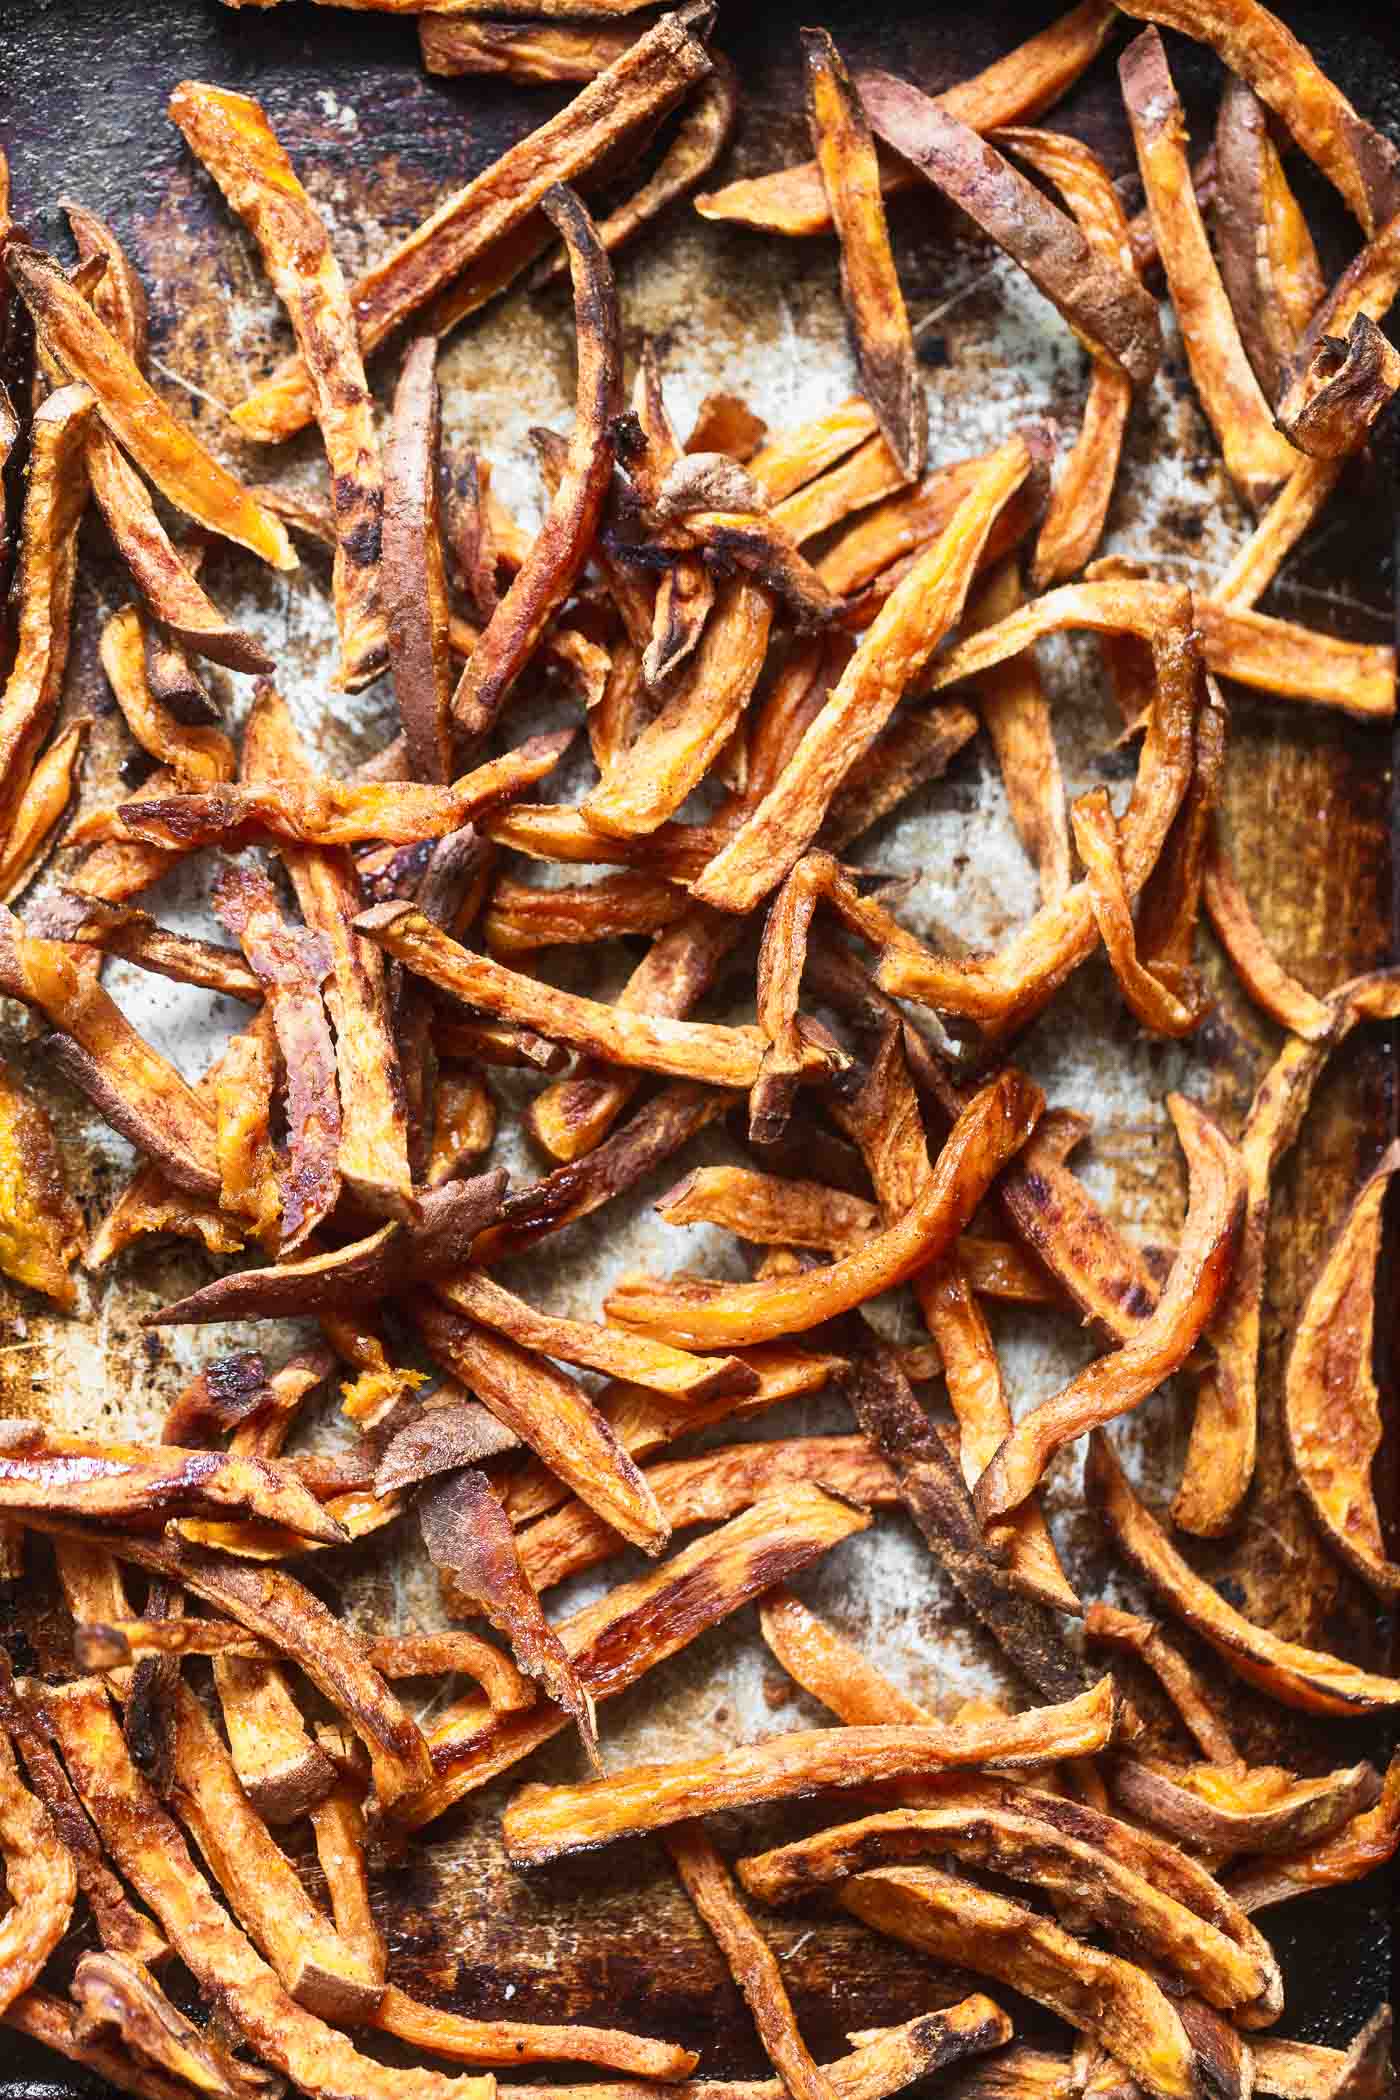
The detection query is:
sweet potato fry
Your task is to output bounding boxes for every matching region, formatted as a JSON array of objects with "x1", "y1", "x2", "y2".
[
  {"x1": 420, "y1": 1467, "x2": 600, "y2": 1772},
  {"x1": 1215, "y1": 452, "x2": 1342, "y2": 617},
  {"x1": 656, "y1": 1164, "x2": 878, "y2": 1252},
  {"x1": 1072, "y1": 790, "x2": 1209, "y2": 1035},
  {"x1": 377, "y1": 1986, "x2": 697, "y2": 2082},
  {"x1": 374, "y1": 1397, "x2": 519, "y2": 1496},
  {"x1": 691, "y1": 433, "x2": 1037, "y2": 912},
  {"x1": 1254, "y1": 2007, "x2": 1394, "y2": 2100},
  {"x1": 62, "y1": 199, "x2": 147, "y2": 359},
  {"x1": 1088, "y1": 1429, "x2": 1400, "y2": 1714},
  {"x1": 1284, "y1": 1144, "x2": 1400, "y2": 1599},
  {"x1": 1277, "y1": 208, "x2": 1400, "y2": 434},
  {"x1": 769, "y1": 436, "x2": 905, "y2": 552},
  {"x1": 962, "y1": 559, "x2": 1070, "y2": 902},
  {"x1": 6, "y1": 1989, "x2": 214, "y2": 2100},
  {"x1": 1278, "y1": 314, "x2": 1400, "y2": 459},
  {"x1": 1112, "y1": 1756, "x2": 1381, "y2": 1856},
  {"x1": 607, "y1": 1069, "x2": 1042, "y2": 1346},
  {"x1": 70, "y1": 1949, "x2": 255, "y2": 2100},
  {"x1": 171, "y1": 83, "x2": 385, "y2": 686},
  {"x1": 368, "y1": 1632, "x2": 533, "y2": 1715},
  {"x1": 502, "y1": 1676, "x2": 1116, "y2": 1862},
  {"x1": 1213, "y1": 78, "x2": 1325, "y2": 406},
  {"x1": 408, "y1": 1486, "x2": 869, "y2": 1827},
  {"x1": 0, "y1": 1732, "x2": 75, "y2": 2017},
  {"x1": 5, "y1": 244, "x2": 294, "y2": 568},
  {"x1": 483, "y1": 871, "x2": 687, "y2": 957},
  {"x1": 100, "y1": 603, "x2": 234, "y2": 788},
  {"x1": 0, "y1": 1055, "x2": 83, "y2": 1306},
  {"x1": 841, "y1": 1866, "x2": 1195, "y2": 2100},
  {"x1": 46, "y1": 1679, "x2": 483, "y2": 2100},
  {"x1": 803, "y1": 31, "x2": 922, "y2": 483},
  {"x1": 414, "y1": 1300, "x2": 668, "y2": 1552},
  {"x1": 694, "y1": 0, "x2": 1116, "y2": 237},
  {"x1": 758, "y1": 1587, "x2": 931, "y2": 1725},
  {"x1": 384, "y1": 339, "x2": 453, "y2": 780},
  {"x1": 819, "y1": 703, "x2": 979, "y2": 852},
  {"x1": 1200, "y1": 828, "x2": 1331, "y2": 1040},
  {"x1": 76, "y1": 1617, "x2": 272, "y2": 1668},
  {"x1": 1227, "y1": 1754, "x2": 1400, "y2": 1916},
  {"x1": 39, "y1": 894, "x2": 258, "y2": 1003},
  {"x1": 738, "y1": 1800, "x2": 1271, "y2": 2012},
  {"x1": 1115, "y1": 0, "x2": 1400, "y2": 236},
  {"x1": 419, "y1": 19, "x2": 638, "y2": 81},
  {"x1": 0, "y1": 715, "x2": 90, "y2": 903},
  {"x1": 1084, "y1": 1605, "x2": 1238, "y2": 1764},
  {"x1": 451, "y1": 188, "x2": 619, "y2": 747},
  {"x1": 482, "y1": 801, "x2": 726, "y2": 879}
]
